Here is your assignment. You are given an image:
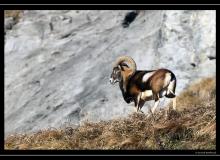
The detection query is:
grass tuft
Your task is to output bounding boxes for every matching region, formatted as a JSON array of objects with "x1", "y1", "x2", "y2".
[{"x1": 4, "y1": 10, "x2": 23, "y2": 24}]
